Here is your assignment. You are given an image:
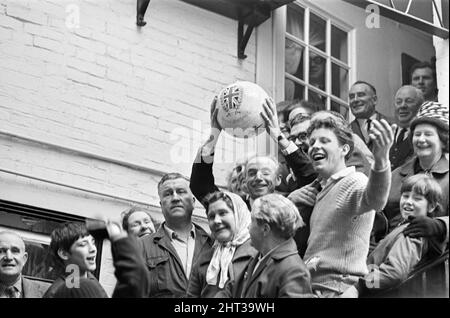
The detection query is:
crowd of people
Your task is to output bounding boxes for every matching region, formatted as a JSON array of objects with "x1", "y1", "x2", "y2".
[{"x1": 0, "y1": 61, "x2": 448, "y2": 298}]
